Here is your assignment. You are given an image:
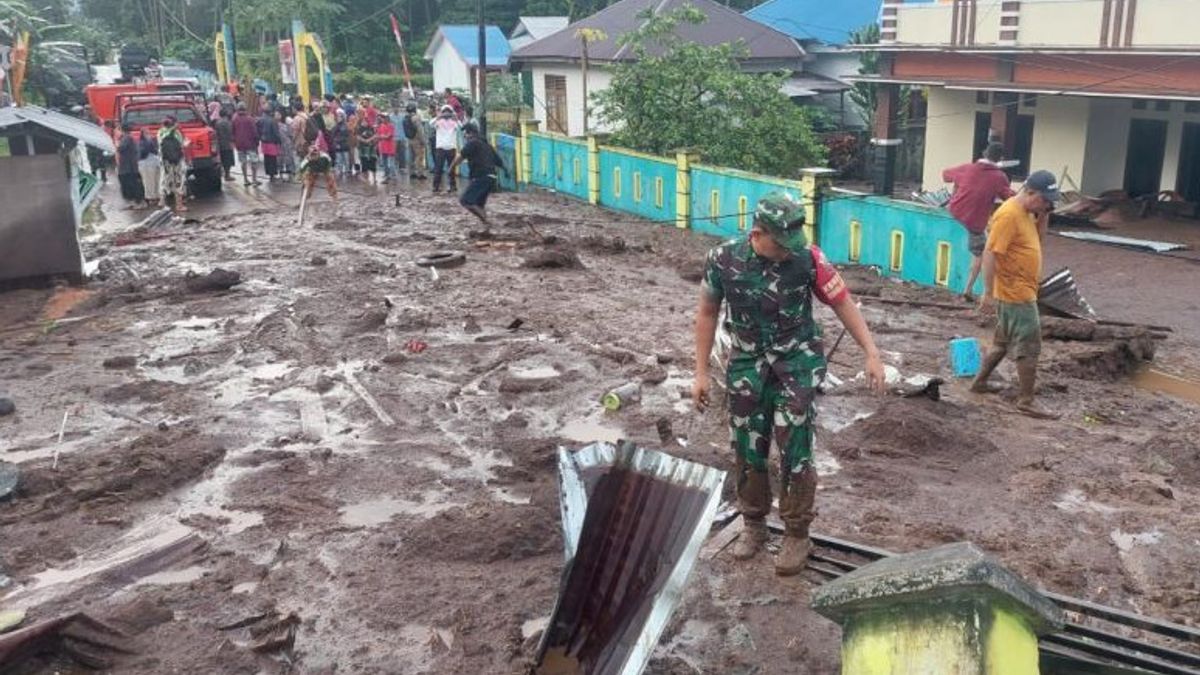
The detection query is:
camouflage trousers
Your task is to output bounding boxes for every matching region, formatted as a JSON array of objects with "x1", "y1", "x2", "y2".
[{"x1": 727, "y1": 348, "x2": 824, "y2": 536}]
